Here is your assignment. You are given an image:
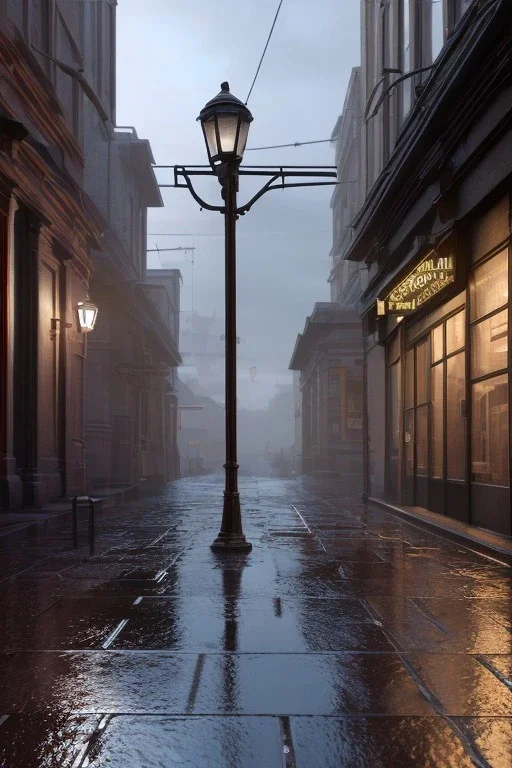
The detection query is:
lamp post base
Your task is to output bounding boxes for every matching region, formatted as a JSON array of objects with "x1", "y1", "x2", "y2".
[
  {"x1": 211, "y1": 486, "x2": 252, "y2": 552},
  {"x1": 210, "y1": 532, "x2": 252, "y2": 553}
]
